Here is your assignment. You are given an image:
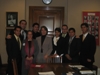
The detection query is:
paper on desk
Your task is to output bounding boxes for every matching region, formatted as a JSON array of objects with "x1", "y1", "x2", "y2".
[
  {"x1": 38, "y1": 71, "x2": 55, "y2": 75},
  {"x1": 30, "y1": 64, "x2": 45, "y2": 68},
  {"x1": 80, "y1": 70, "x2": 93, "y2": 74},
  {"x1": 69, "y1": 65, "x2": 84, "y2": 68},
  {"x1": 66, "y1": 72, "x2": 73, "y2": 75},
  {"x1": 69, "y1": 65, "x2": 84, "y2": 69}
]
